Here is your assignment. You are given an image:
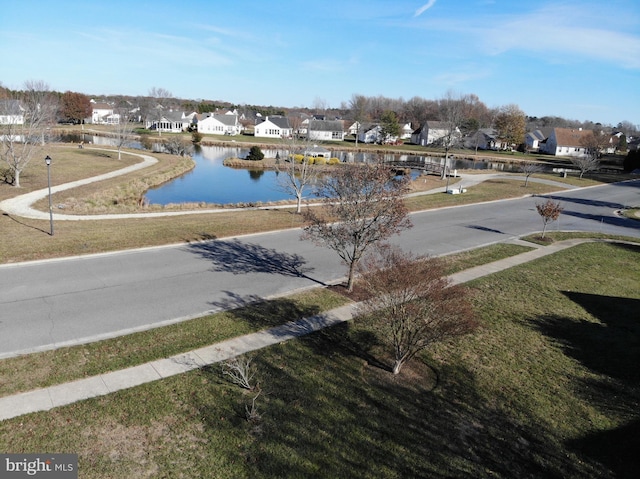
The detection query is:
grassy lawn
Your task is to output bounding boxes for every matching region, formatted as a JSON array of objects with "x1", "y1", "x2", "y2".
[
  {"x1": 1, "y1": 241, "x2": 638, "y2": 478},
  {"x1": 0, "y1": 242, "x2": 532, "y2": 398}
]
